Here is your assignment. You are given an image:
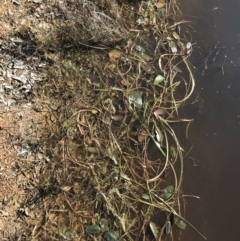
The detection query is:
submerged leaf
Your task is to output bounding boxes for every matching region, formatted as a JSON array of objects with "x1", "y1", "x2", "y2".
[
  {"x1": 172, "y1": 65, "x2": 182, "y2": 73},
  {"x1": 176, "y1": 220, "x2": 187, "y2": 230},
  {"x1": 165, "y1": 220, "x2": 172, "y2": 234},
  {"x1": 160, "y1": 185, "x2": 174, "y2": 200},
  {"x1": 149, "y1": 222, "x2": 159, "y2": 240},
  {"x1": 165, "y1": 185, "x2": 174, "y2": 193},
  {"x1": 128, "y1": 91, "x2": 143, "y2": 109},
  {"x1": 86, "y1": 225, "x2": 101, "y2": 234},
  {"x1": 170, "y1": 146, "x2": 177, "y2": 158},
  {"x1": 160, "y1": 192, "x2": 172, "y2": 200}
]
